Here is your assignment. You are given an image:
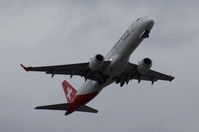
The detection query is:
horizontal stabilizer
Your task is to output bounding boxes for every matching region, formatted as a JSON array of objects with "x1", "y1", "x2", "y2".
[
  {"x1": 35, "y1": 103, "x2": 98, "y2": 113},
  {"x1": 76, "y1": 105, "x2": 98, "y2": 113},
  {"x1": 35, "y1": 103, "x2": 71, "y2": 111}
]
